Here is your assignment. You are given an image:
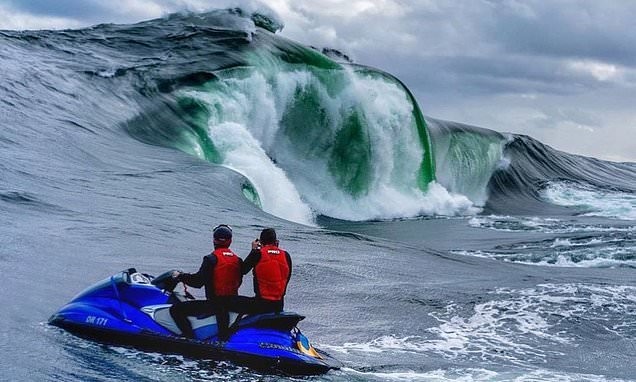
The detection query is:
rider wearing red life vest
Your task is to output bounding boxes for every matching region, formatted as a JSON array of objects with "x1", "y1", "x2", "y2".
[
  {"x1": 211, "y1": 247, "x2": 241, "y2": 296},
  {"x1": 241, "y1": 228, "x2": 292, "y2": 313},
  {"x1": 170, "y1": 224, "x2": 242, "y2": 339}
]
